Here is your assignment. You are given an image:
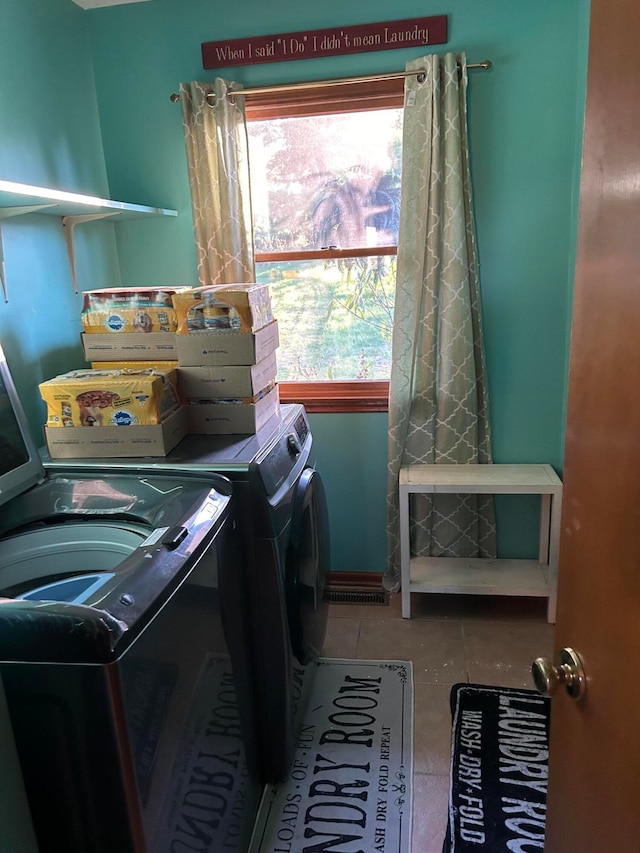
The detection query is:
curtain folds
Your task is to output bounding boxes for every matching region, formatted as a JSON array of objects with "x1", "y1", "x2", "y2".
[
  {"x1": 179, "y1": 79, "x2": 255, "y2": 285},
  {"x1": 385, "y1": 52, "x2": 496, "y2": 593}
]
